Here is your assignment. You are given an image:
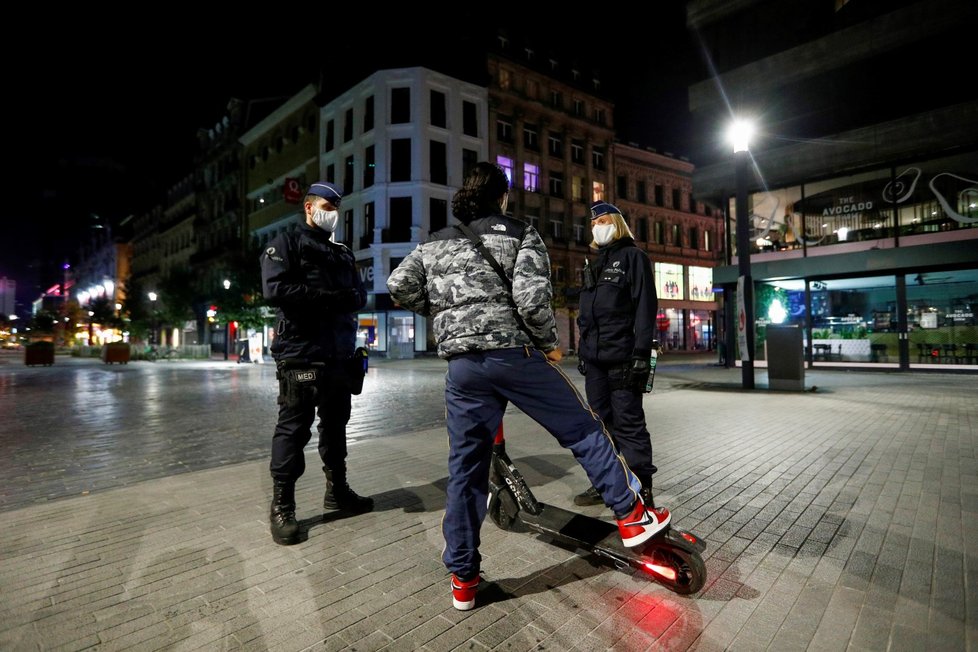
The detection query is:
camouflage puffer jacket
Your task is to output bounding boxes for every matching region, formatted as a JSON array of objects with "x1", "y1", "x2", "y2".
[{"x1": 386, "y1": 214, "x2": 559, "y2": 358}]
